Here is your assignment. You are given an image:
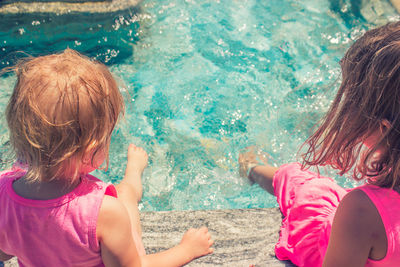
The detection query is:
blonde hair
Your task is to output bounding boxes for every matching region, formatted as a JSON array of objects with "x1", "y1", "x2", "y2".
[{"x1": 6, "y1": 49, "x2": 124, "y2": 183}]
